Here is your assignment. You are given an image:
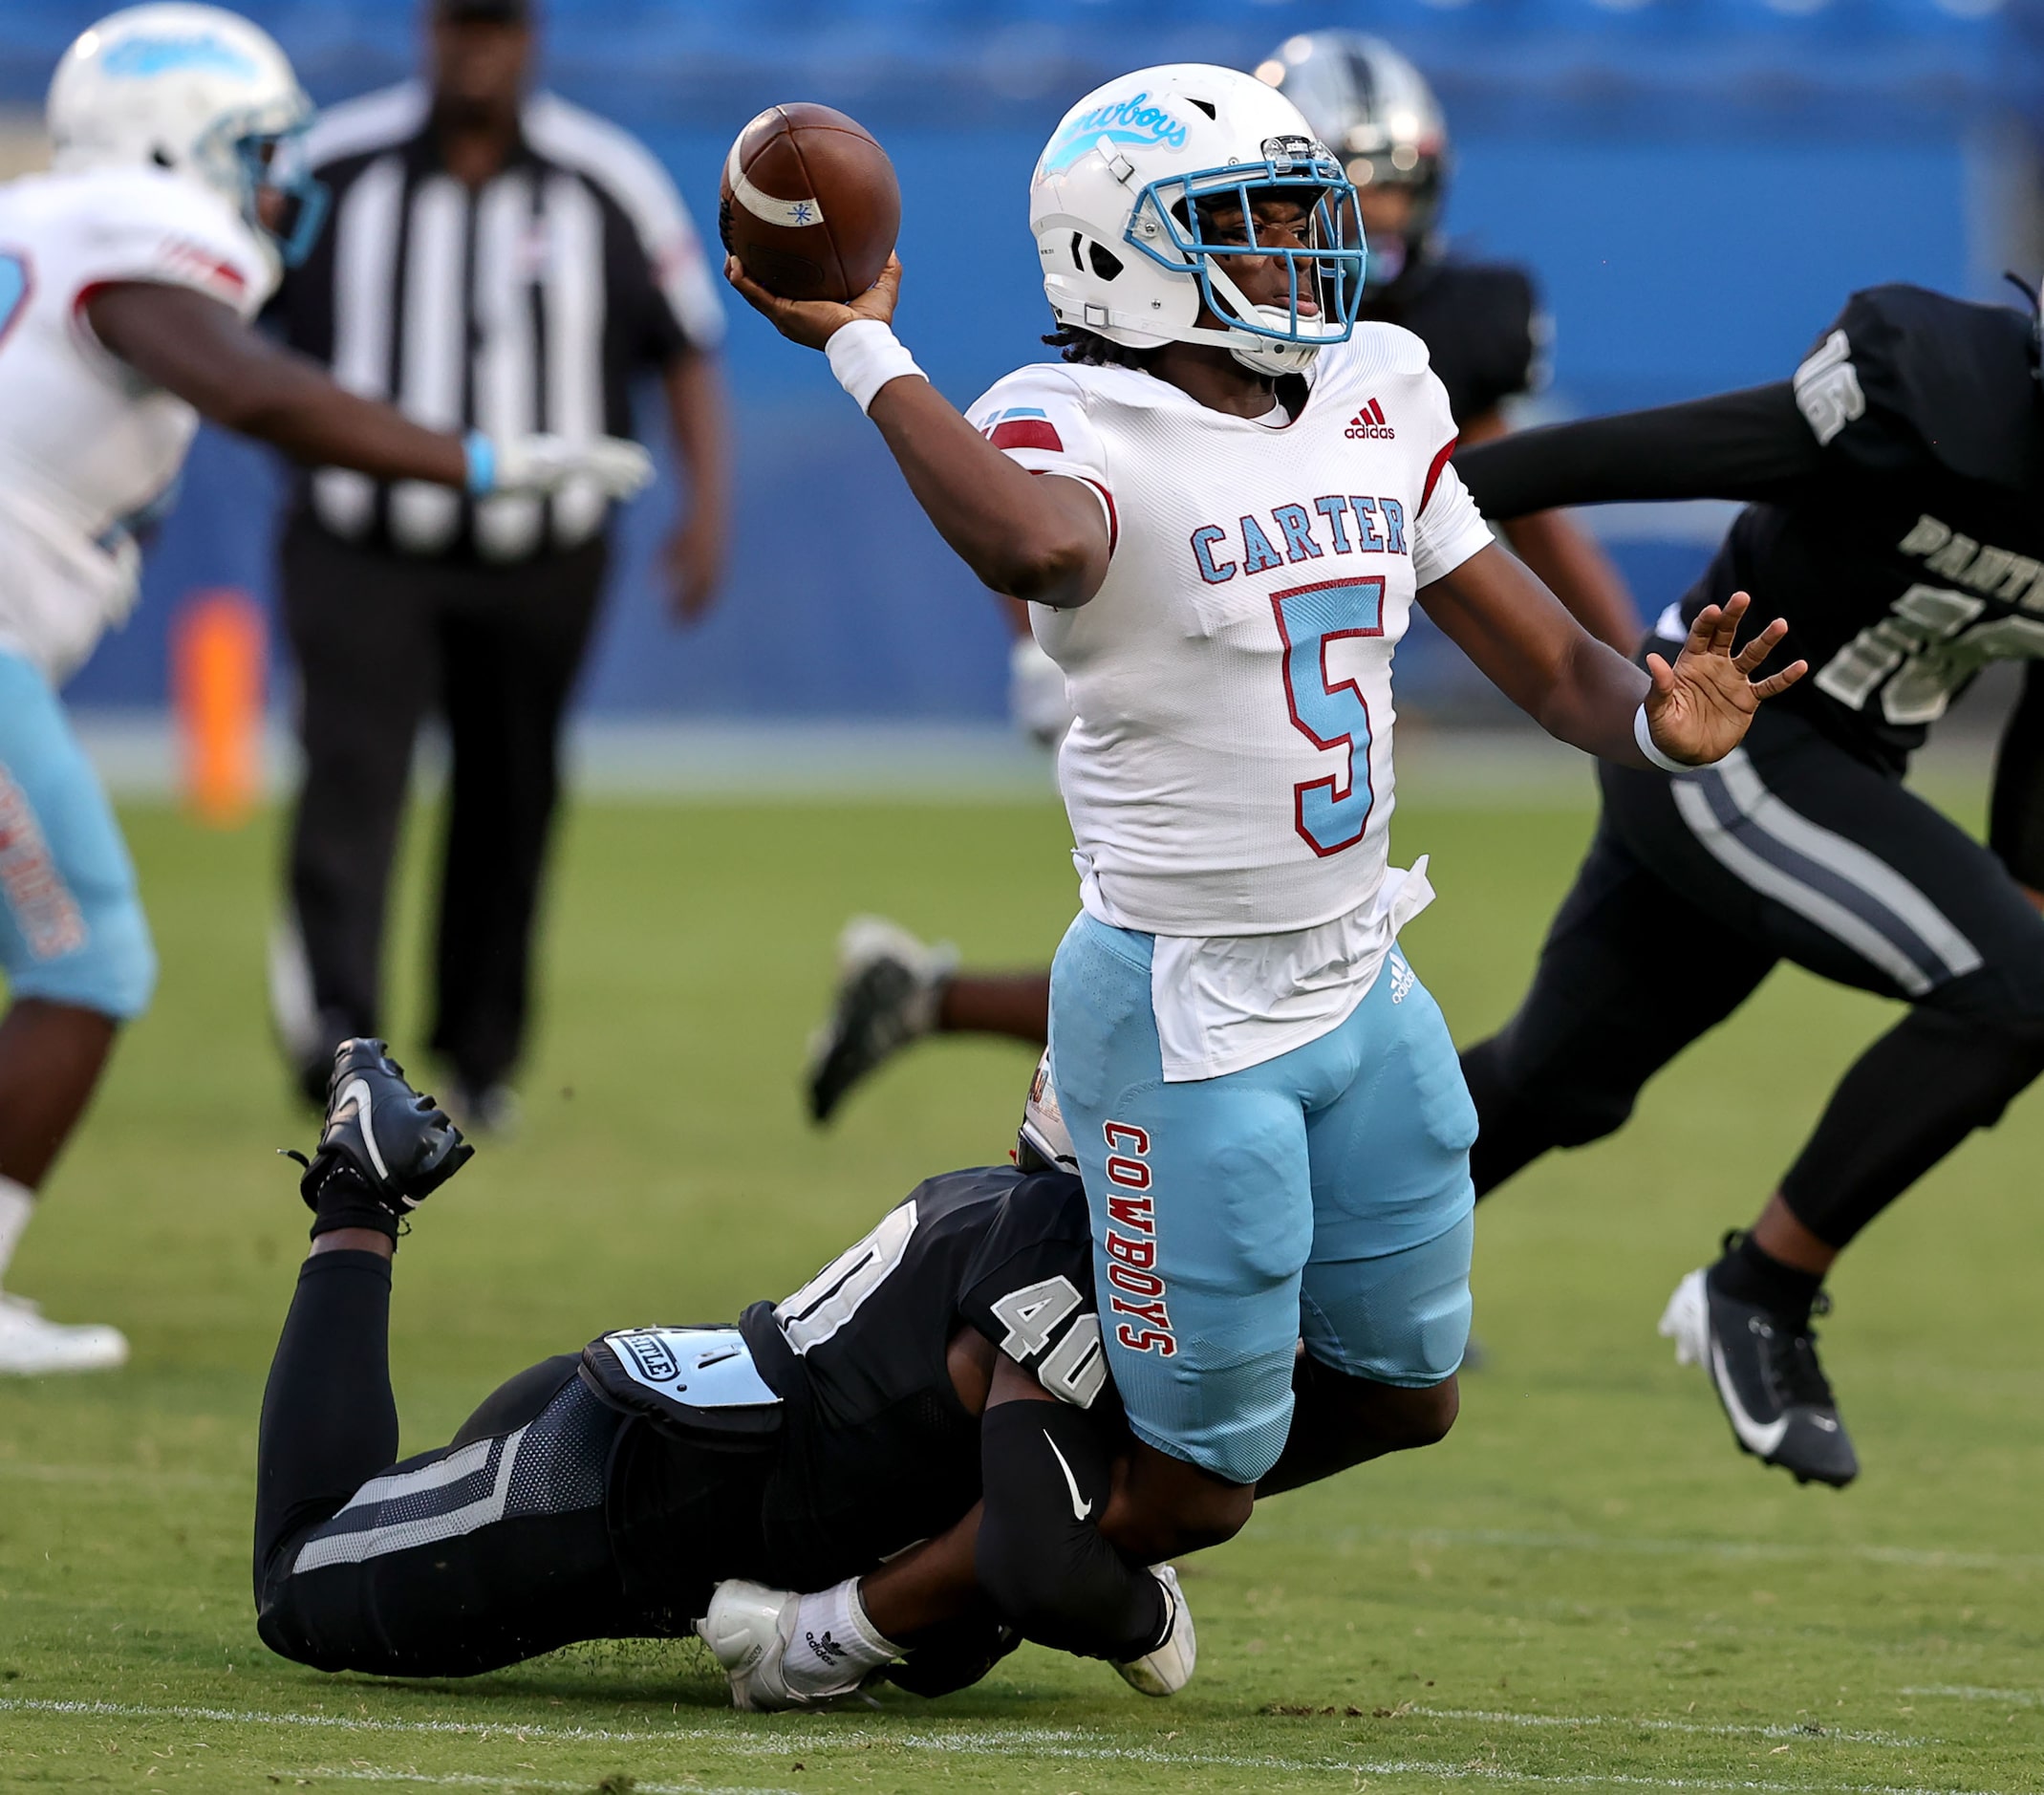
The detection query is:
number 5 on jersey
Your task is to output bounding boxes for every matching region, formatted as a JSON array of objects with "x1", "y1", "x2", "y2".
[{"x1": 1274, "y1": 576, "x2": 1385, "y2": 856}]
